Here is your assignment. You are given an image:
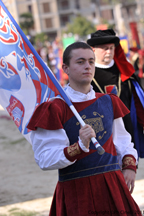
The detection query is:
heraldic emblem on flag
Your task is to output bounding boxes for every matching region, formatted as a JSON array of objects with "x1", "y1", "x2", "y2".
[{"x1": 0, "y1": 1, "x2": 60, "y2": 144}]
